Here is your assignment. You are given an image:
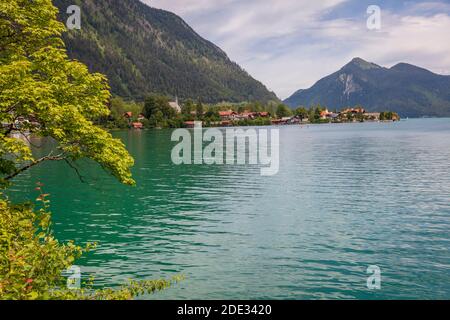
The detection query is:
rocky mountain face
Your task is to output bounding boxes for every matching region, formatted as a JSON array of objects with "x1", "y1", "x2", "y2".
[{"x1": 285, "y1": 58, "x2": 450, "y2": 117}]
